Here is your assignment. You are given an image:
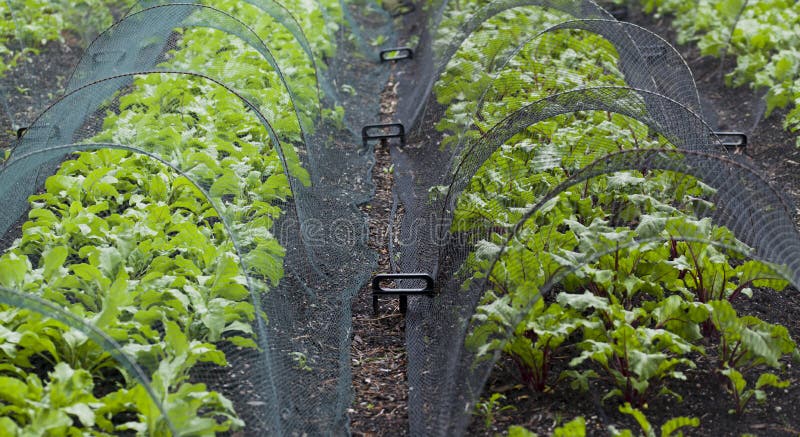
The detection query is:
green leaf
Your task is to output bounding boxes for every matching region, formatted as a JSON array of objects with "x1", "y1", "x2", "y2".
[
  {"x1": 508, "y1": 425, "x2": 538, "y2": 437},
  {"x1": 0, "y1": 253, "x2": 29, "y2": 288},
  {"x1": 71, "y1": 263, "x2": 105, "y2": 284},
  {"x1": 754, "y1": 372, "x2": 790, "y2": 390},
  {"x1": 210, "y1": 170, "x2": 241, "y2": 197},
  {"x1": 42, "y1": 246, "x2": 69, "y2": 280},
  {"x1": 164, "y1": 319, "x2": 189, "y2": 357},
  {"x1": 557, "y1": 292, "x2": 608, "y2": 312},
  {"x1": 619, "y1": 403, "x2": 652, "y2": 435},
  {"x1": 554, "y1": 417, "x2": 586, "y2": 437},
  {"x1": 661, "y1": 416, "x2": 700, "y2": 437},
  {"x1": 722, "y1": 366, "x2": 746, "y2": 394},
  {"x1": 0, "y1": 376, "x2": 29, "y2": 404},
  {"x1": 92, "y1": 269, "x2": 131, "y2": 329}
]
